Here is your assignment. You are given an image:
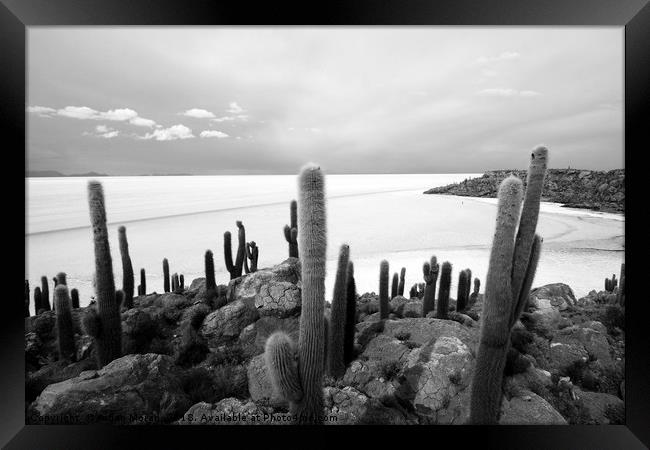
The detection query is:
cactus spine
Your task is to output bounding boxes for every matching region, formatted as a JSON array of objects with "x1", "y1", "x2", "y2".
[
  {"x1": 379, "y1": 260, "x2": 390, "y2": 319},
  {"x1": 398, "y1": 267, "x2": 406, "y2": 297},
  {"x1": 437, "y1": 262, "x2": 452, "y2": 319},
  {"x1": 54, "y1": 285, "x2": 76, "y2": 361},
  {"x1": 344, "y1": 261, "x2": 357, "y2": 366},
  {"x1": 246, "y1": 241, "x2": 259, "y2": 273},
  {"x1": 117, "y1": 226, "x2": 134, "y2": 309},
  {"x1": 422, "y1": 256, "x2": 439, "y2": 317},
  {"x1": 265, "y1": 163, "x2": 326, "y2": 424},
  {"x1": 163, "y1": 258, "x2": 170, "y2": 293},
  {"x1": 85, "y1": 180, "x2": 122, "y2": 368},
  {"x1": 456, "y1": 269, "x2": 470, "y2": 312},
  {"x1": 328, "y1": 244, "x2": 350, "y2": 378},
  {"x1": 284, "y1": 199, "x2": 299, "y2": 258},
  {"x1": 40, "y1": 276, "x2": 51, "y2": 311},
  {"x1": 469, "y1": 147, "x2": 547, "y2": 425},
  {"x1": 71, "y1": 288, "x2": 80, "y2": 309}
]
